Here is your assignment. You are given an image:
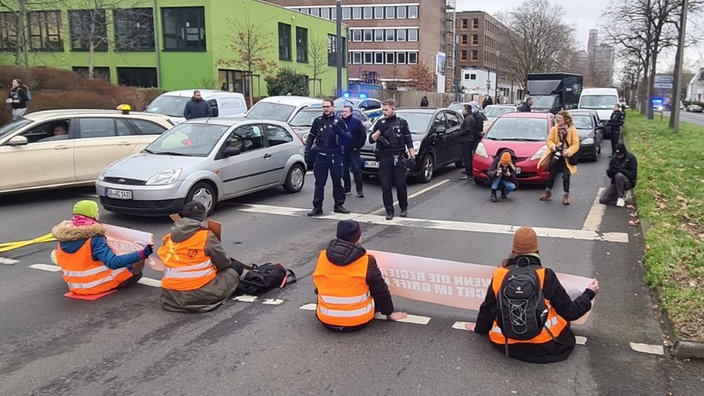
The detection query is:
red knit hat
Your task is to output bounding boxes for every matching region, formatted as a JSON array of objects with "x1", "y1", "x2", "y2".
[{"x1": 512, "y1": 227, "x2": 539, "y2": 254}]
